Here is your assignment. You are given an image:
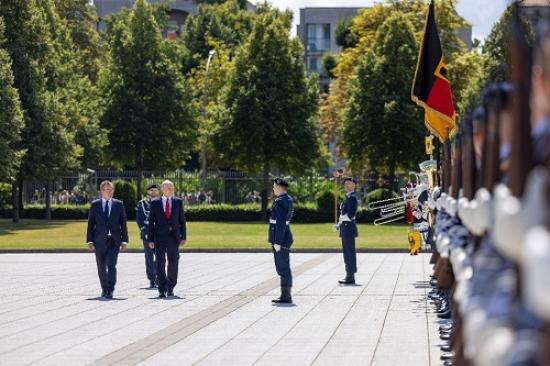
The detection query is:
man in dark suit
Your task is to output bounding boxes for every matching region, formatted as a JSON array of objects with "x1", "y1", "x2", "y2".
[
  {"x1": 86, "y1": 180, "x2": 129, "y2": 299},
  {"x1": 148, "y1": 180, "x2": 186, "y2": 298},
  {"x1": 337, "y1": 177, "x2": 358, "y2": 285}
]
